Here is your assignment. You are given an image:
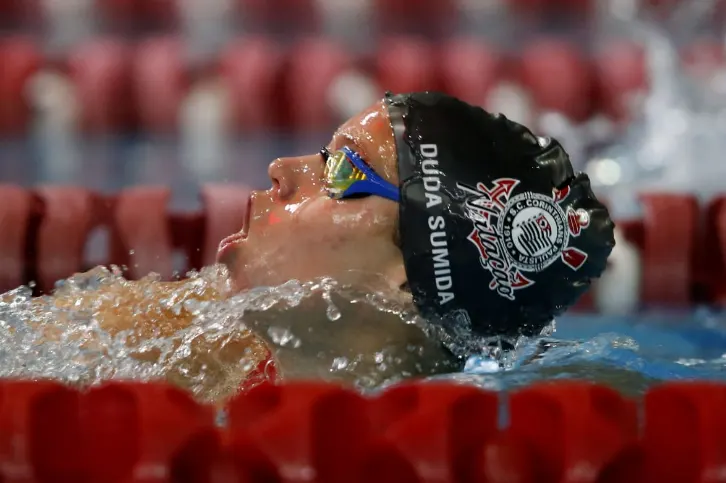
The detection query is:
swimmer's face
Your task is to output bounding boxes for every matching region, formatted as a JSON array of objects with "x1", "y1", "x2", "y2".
[{"x1": 217, "y1": 100, "x2": 407, "y2": 292}]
